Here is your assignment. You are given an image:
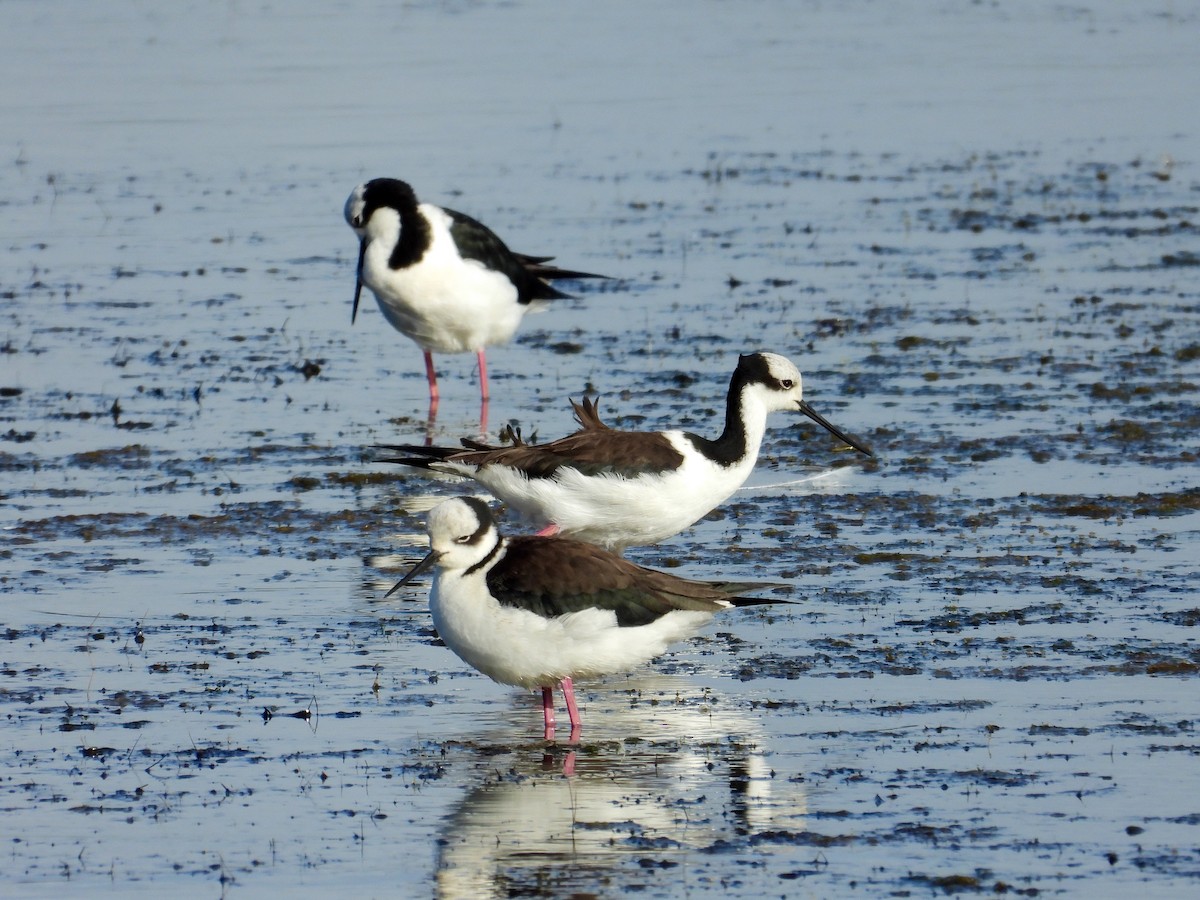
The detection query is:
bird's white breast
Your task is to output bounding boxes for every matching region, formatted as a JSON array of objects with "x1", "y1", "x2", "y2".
[{"x1": 362, "y1": 205, "x2": 528, "y2": 353}]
